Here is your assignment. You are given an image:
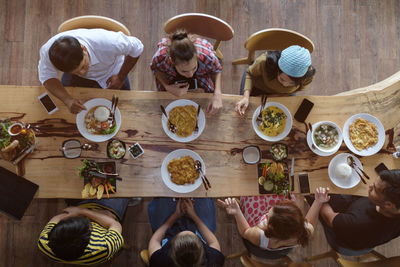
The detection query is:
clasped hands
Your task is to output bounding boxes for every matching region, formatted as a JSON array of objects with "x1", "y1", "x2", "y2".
[{"x1": 172, "y1": 198, "x2": 198, "y2": 220}]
